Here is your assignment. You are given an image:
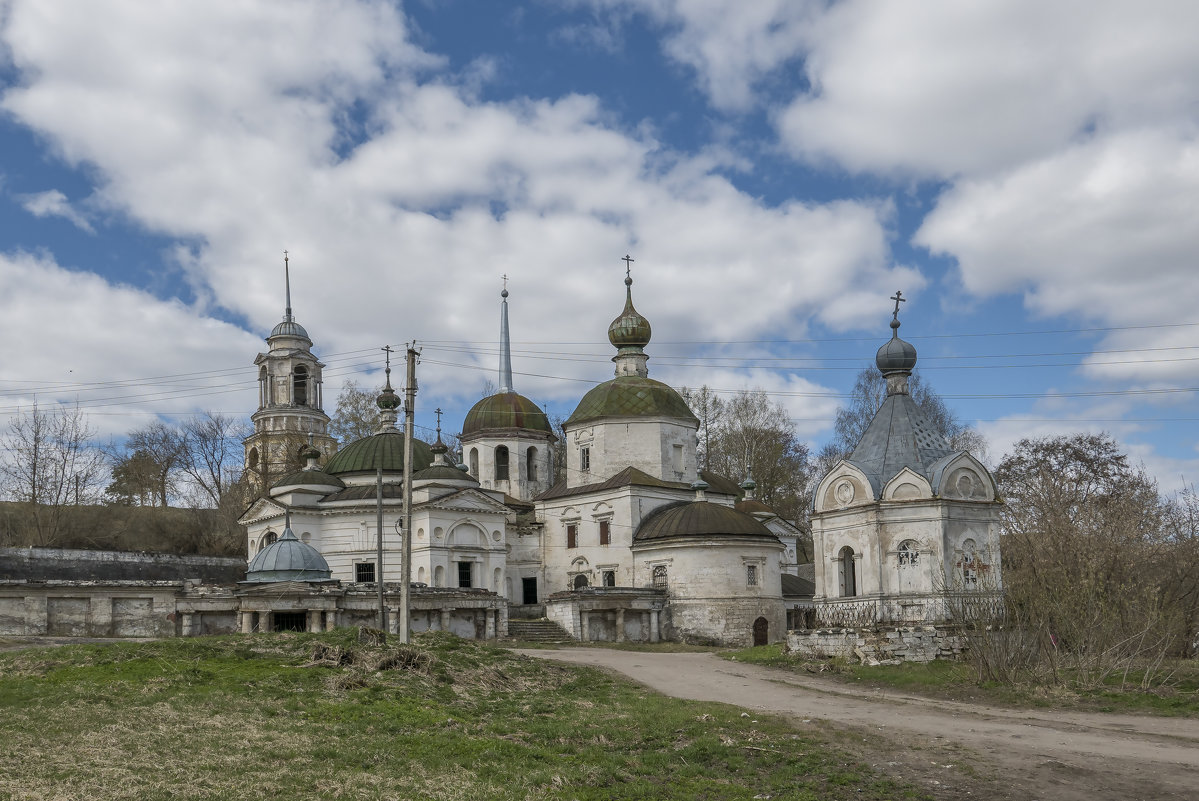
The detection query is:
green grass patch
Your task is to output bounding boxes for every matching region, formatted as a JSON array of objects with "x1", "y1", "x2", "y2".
[
  {"x1": 0, "y1": 632, "x2": 931, "y2": 800},
  {"x1": 721, "y1": 645, "x2": 1199, "y2": 716}
]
